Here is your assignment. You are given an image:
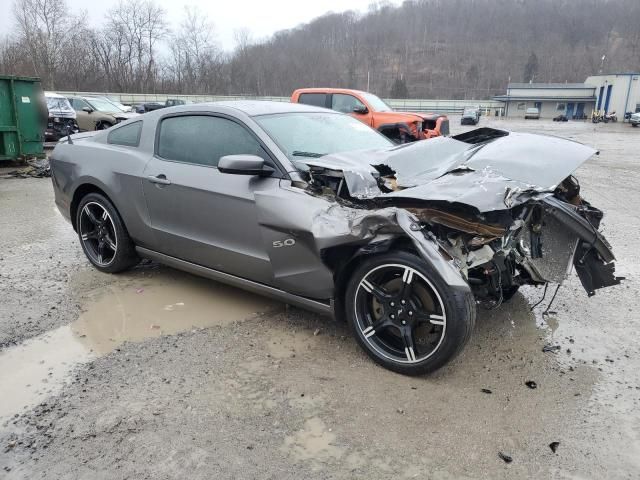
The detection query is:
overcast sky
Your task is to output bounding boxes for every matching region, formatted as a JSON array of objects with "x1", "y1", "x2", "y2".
[{"x1": 1, "y1": 0, "x2": 401, "y2": 51}]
